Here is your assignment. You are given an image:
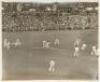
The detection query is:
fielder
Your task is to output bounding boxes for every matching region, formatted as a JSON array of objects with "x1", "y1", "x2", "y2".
[
  {"x1": 12, "y1": 38, "x2": 21, "y2": 47},
  {"x1": 54, "y1": 38, "x2": 60, "y2": 47},
  {"x1": 81, "y1": 43, "x2": 87, "y2": 51},
  {"x1": 46, "y1": 42, "x2": 50, "y2": 48},
  {"x1": 4, "y1": 39, "x2": 11, "y2": 49},
  {"x1": 42, "y1": 40, "x2": 47, "y2": 48},
  {"x1": 48, "y1": 60, "x2": 55, "y2": 72},
  {"x1": 74, "y1": 38, "x2": 81, "y2": 47},
  {"x1": 74, "y1": 46, "x2": 80, "y2": 57},
  {"x1": 91, "y1": 46, "x2": 98, "y2": 56},
  {"x1": 42, "y1": 40, "x2": 50, "y2": 48}
]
